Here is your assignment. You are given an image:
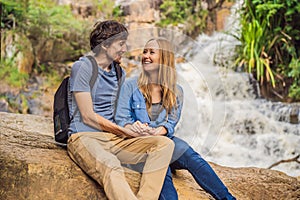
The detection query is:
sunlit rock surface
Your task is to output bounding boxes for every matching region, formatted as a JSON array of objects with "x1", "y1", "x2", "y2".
[{"x1": 0, "y1": 112, "x2": 299, "y2": 200}]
